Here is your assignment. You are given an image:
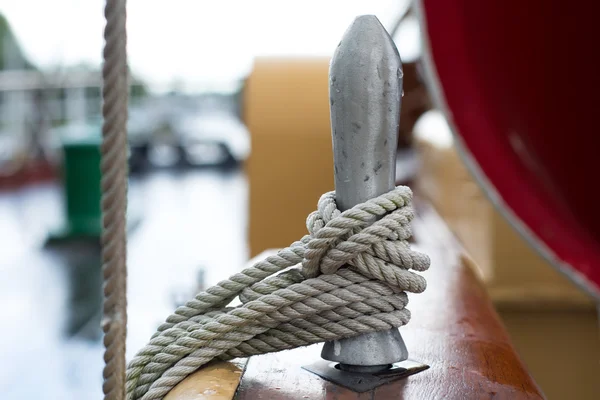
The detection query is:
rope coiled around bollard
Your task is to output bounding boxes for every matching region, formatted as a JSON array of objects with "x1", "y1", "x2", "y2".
[{"x1": 125, "y1": 186, "x2": 430, "y2": 400}]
